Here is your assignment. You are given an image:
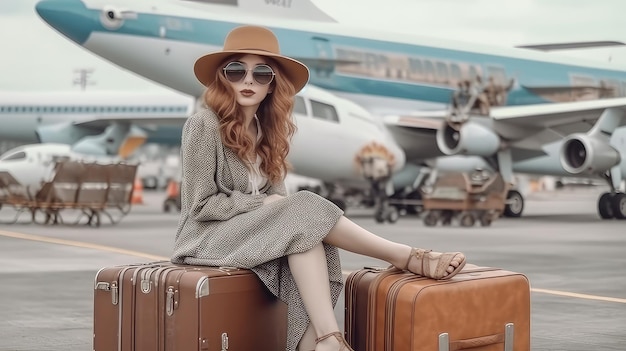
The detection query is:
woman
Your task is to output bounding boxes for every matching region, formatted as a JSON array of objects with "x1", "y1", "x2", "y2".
[{"x1": 172, "y1": 25, "x2": 466, "y2": 351}]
